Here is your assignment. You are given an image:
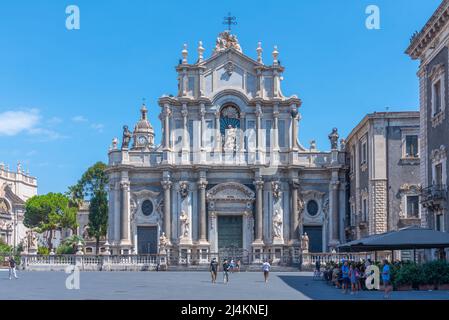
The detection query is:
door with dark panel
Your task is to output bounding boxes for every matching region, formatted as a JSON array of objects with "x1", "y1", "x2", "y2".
[{"x1": 137, "y1": 226, "x2": 158, "y2": 254}]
